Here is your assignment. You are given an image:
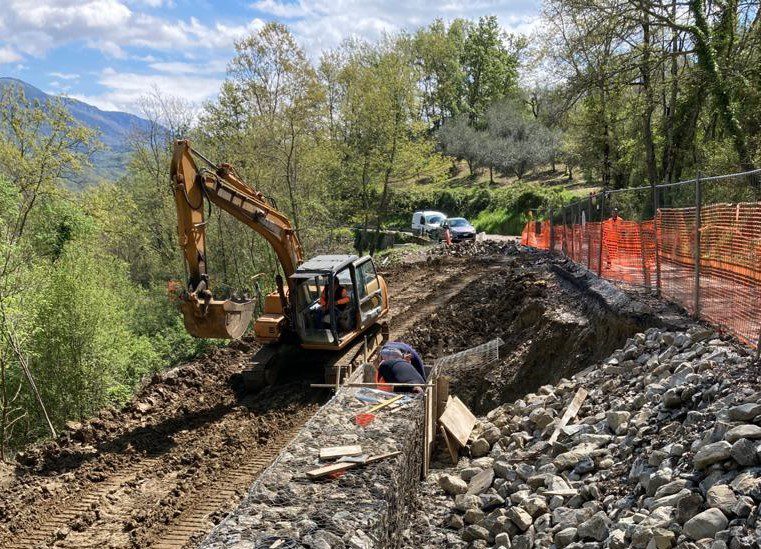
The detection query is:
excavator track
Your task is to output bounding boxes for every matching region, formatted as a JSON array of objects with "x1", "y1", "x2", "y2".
[
  {"x1": 4, "y1": 456, "x2": 163, "y2": 549},
  {"x1": 148, "y1": 419, "x2": 308, "y2": 549}
]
